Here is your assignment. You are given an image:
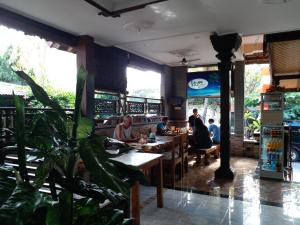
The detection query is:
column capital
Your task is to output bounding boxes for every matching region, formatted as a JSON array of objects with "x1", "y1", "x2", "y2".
[{"x1": 210, "y1": 33, "x2": 242, "y2": 64}]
